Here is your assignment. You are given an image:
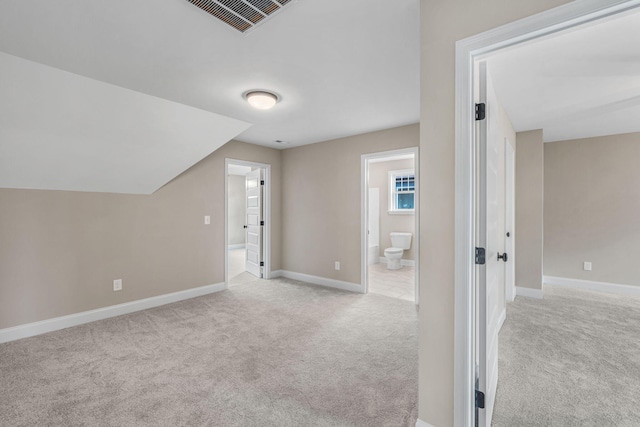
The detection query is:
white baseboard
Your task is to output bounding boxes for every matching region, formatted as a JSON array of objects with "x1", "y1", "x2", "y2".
[
  {"x1": 228, "y1": 244, "x2": 246, "y2": 250},
  {"x1": 273, "y1": 270, "x2": 363, "y2": 294},
  {"x1": 516, "y1": 286, "x2": 544, "y2": 299},
  {"x1": 415, "y1": 419, "x2": 436, "y2": 427},
  {"x1": 379, "y1": 257, "x2": 415, "y2": 267},
  {"x1": 544, "y1": 276, "x2": 640, "y2": 297},
  {"x1": 0, "y1": 282, "x2": 226, "y2": 344}
]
